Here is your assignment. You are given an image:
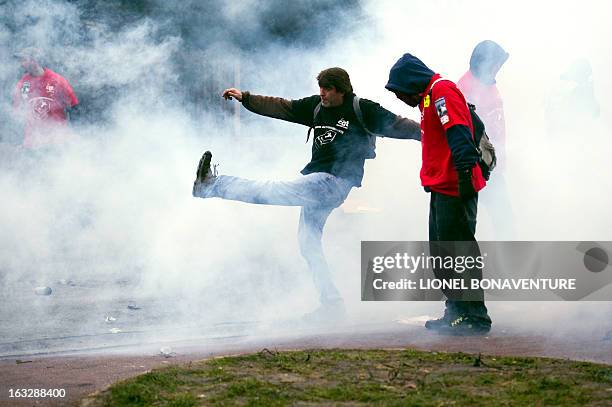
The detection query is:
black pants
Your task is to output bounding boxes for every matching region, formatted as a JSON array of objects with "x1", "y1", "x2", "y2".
[{"x1": 428, "y1": 191, "x2": 491, "y2": 323}]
